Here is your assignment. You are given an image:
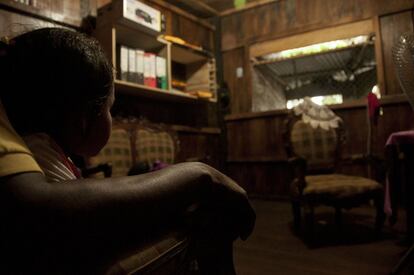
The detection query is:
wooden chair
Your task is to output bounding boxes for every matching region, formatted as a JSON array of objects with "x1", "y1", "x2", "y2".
[
  {"x1": 87, "y1": 117, "x2": 179, "y2": 177},
  {"x1": 283, "y1": 110, "x2": 385, "y2": 240},
  {"x1": 133, "y1": 117, "x2": 179, "y2": 167}
]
